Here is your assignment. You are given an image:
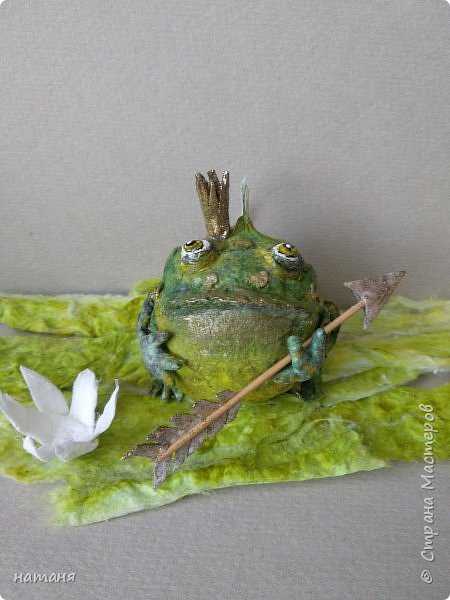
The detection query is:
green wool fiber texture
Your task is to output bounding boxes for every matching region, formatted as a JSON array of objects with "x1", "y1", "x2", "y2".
[{"x1": 0, "y1": 282, "x2": 449, "y2": 525}]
